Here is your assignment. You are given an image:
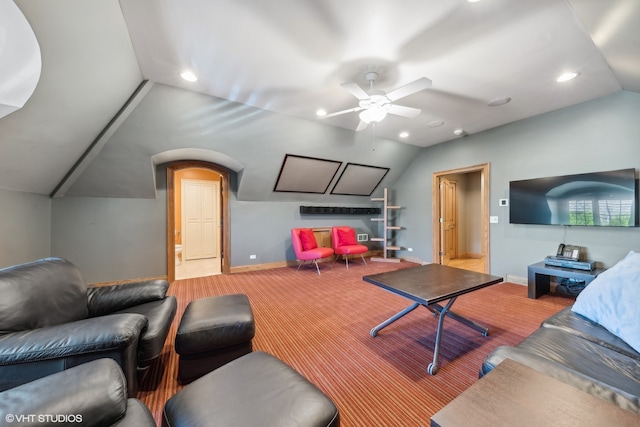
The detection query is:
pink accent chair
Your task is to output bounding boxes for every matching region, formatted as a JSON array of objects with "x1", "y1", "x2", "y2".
[
  {"x1": 331, "y1": 226, "x2": 368, "y2": 269},
  {"x1": 291, "y1": 228, "x2": 334, "y2": 275}
]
